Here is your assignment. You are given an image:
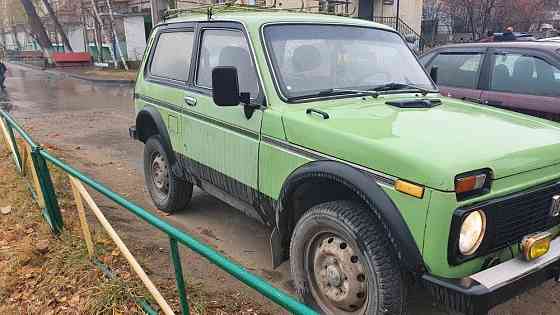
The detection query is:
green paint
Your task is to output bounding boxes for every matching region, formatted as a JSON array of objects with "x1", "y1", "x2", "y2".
[
  {"x1": 170, "y1": 238, "x2": 190, "y2": 315},
  {"x1": 31, "y1": 147, "x2": 63, "y2": 234},
  {"x1": 133, "y1": 11, "x2": 560, "y2": 296}
]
